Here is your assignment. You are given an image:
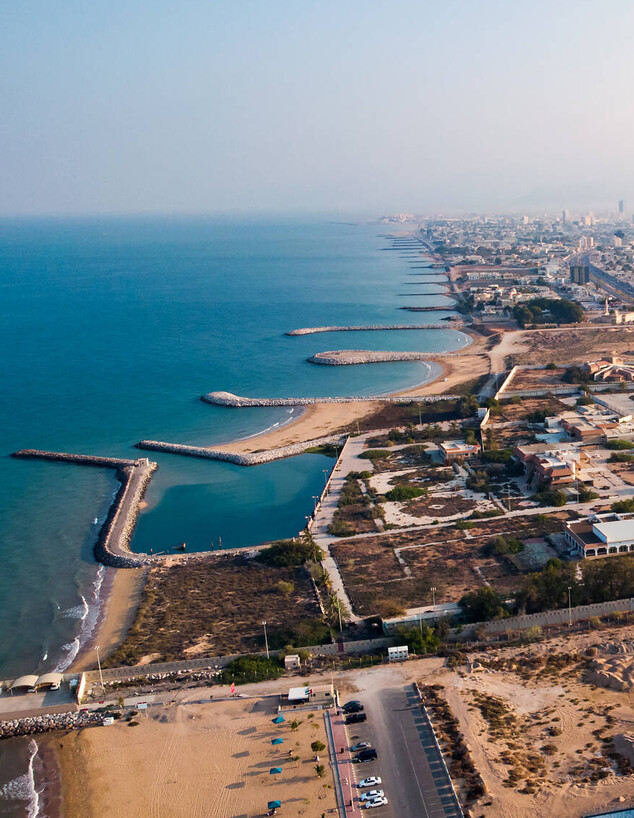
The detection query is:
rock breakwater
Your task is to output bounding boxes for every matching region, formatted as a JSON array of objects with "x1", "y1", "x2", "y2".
[
  {"x1": 12, "y1": 450, "x2": 159, "y2": 568},
  {"x1": 136, "y1": 435, "x2": 347, "y2": 465},
  {"x1": 285, "y1": 322, "x2": 463, "y2": 336},
  {"x1": 0, "y1": 710, "x2": 103, "y2": 740},
  {"x1": 202, "y1": 391, "x2": 461, "y2": 407},
  {"x1": 307, "y1": 350, "x2": 464, "y2": 366}
]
